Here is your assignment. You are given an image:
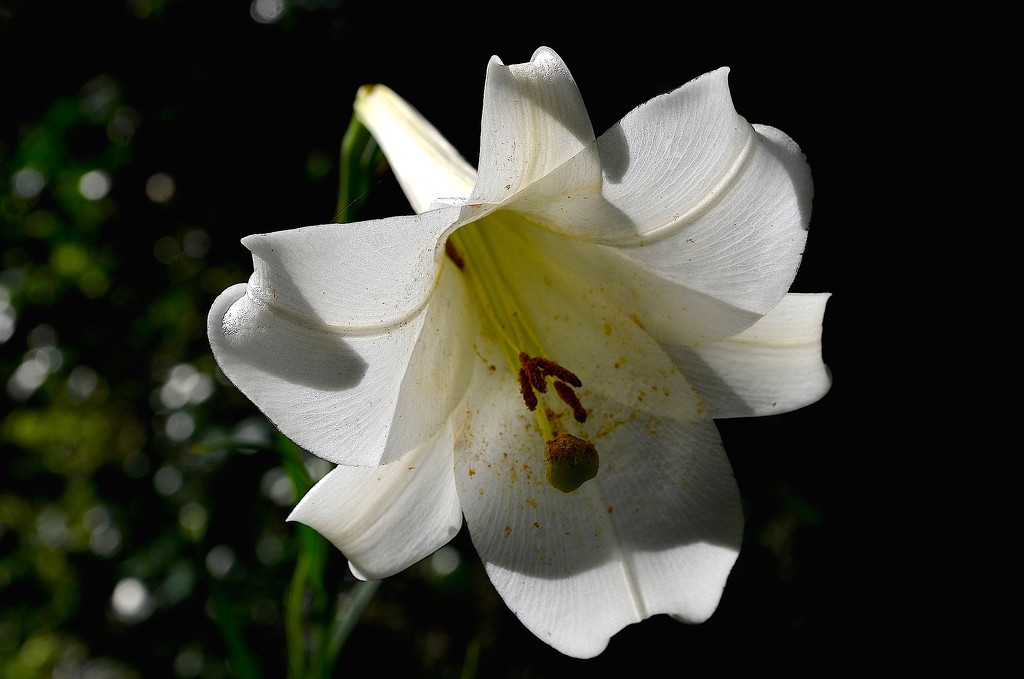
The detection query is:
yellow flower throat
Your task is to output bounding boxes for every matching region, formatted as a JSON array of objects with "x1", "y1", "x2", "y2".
[{"x1": 446, "y1": 213, "x2": 599, "y2": 493}]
